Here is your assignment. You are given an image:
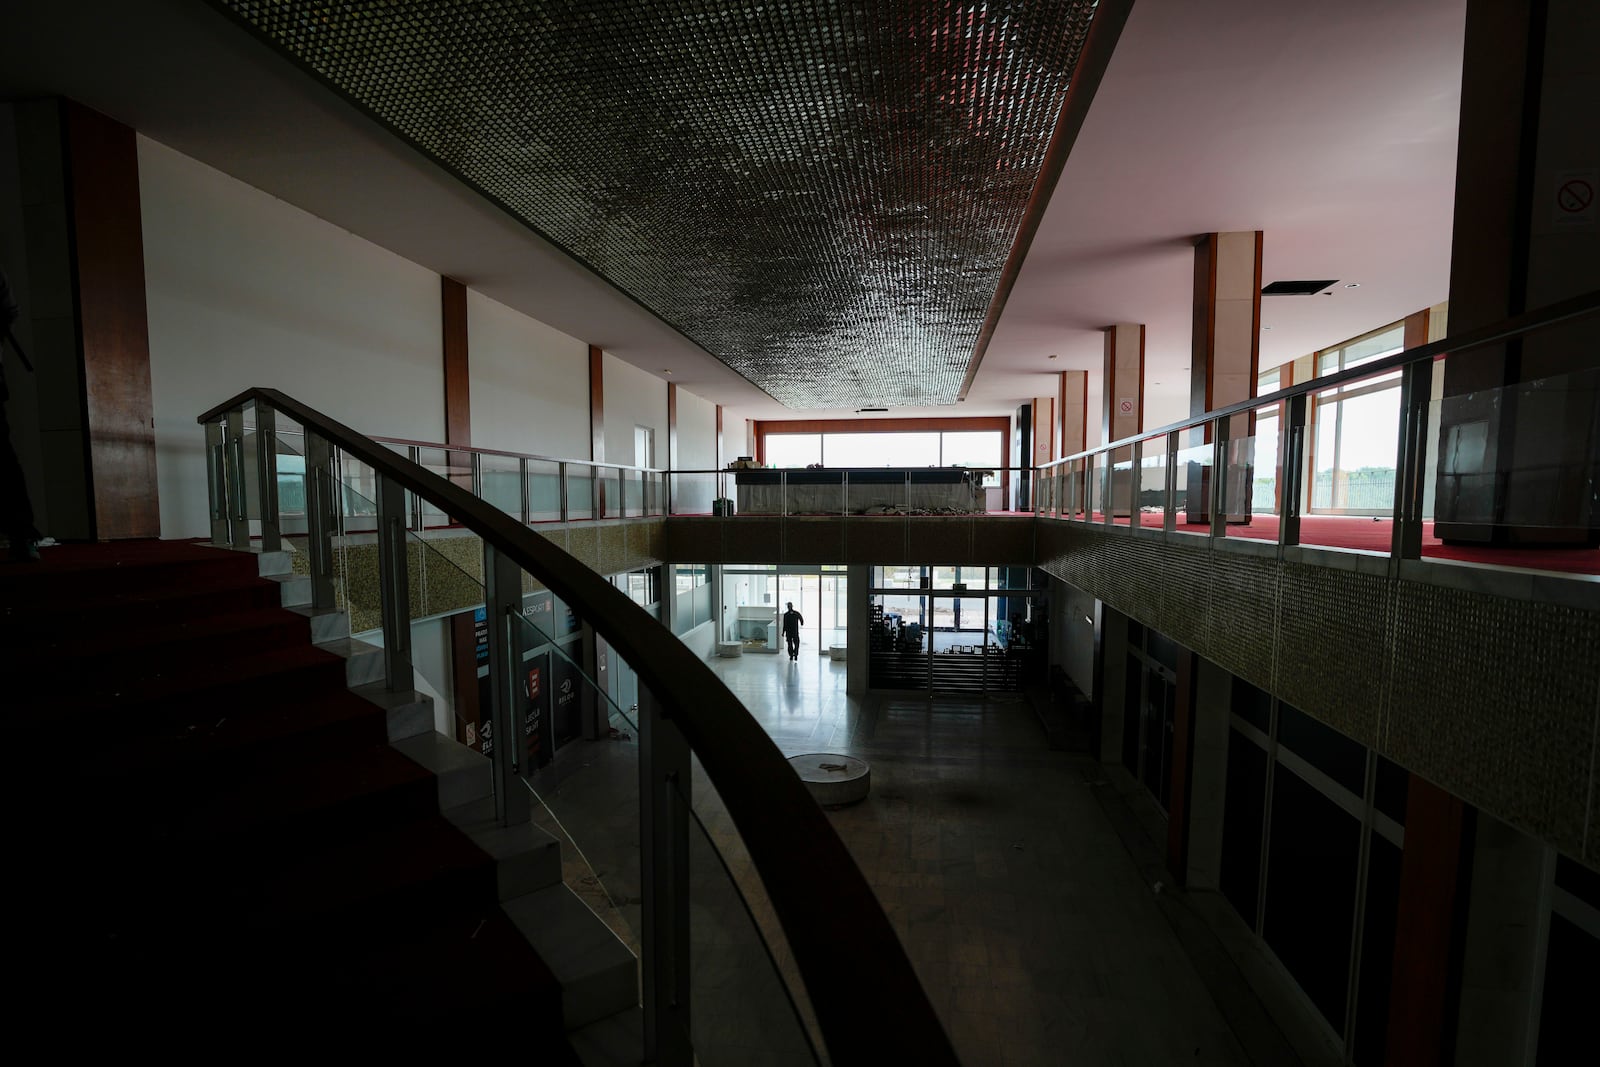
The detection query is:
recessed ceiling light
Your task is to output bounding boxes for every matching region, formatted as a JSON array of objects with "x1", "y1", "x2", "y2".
[
  {"x1": 1047, "y1": 353, "x2": 1058, "y2": 360},
  {"x1": 1263, "y1": 326, "x2": 1272, "y2": 330},
  {"x1": 1344, "y1": 283, "x2": 1360, "y2": 288},
  {"x1": 662, "y1": 369, "x2": 672, "y2": 374}
]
